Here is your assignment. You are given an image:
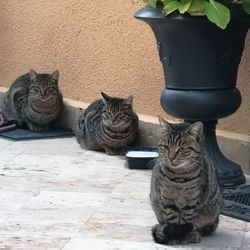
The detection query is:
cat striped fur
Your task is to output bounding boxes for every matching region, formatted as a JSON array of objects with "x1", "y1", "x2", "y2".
[
  {"x1": 150, "y1": 117, "x2": 222, "y2": 245},
  {"x1": 76, "y1": 92, "x2": 138, "y2": 155},
  {"x1": 1, "y1": 70, "x2": 63, "y2": 132}
]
